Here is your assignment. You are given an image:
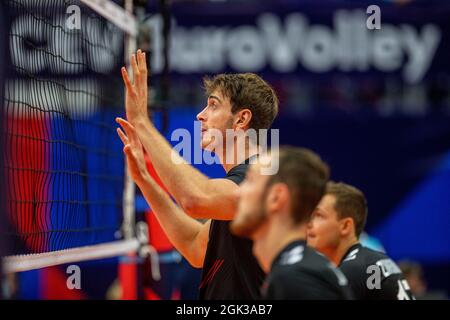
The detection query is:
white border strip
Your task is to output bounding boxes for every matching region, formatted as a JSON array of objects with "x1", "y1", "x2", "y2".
[
  {"x1": 2, "y1": 239, "x2": 140, "y2": 274},
  {"x1": 80, "y1": 0, "x2": 137, "y2": 36}
]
